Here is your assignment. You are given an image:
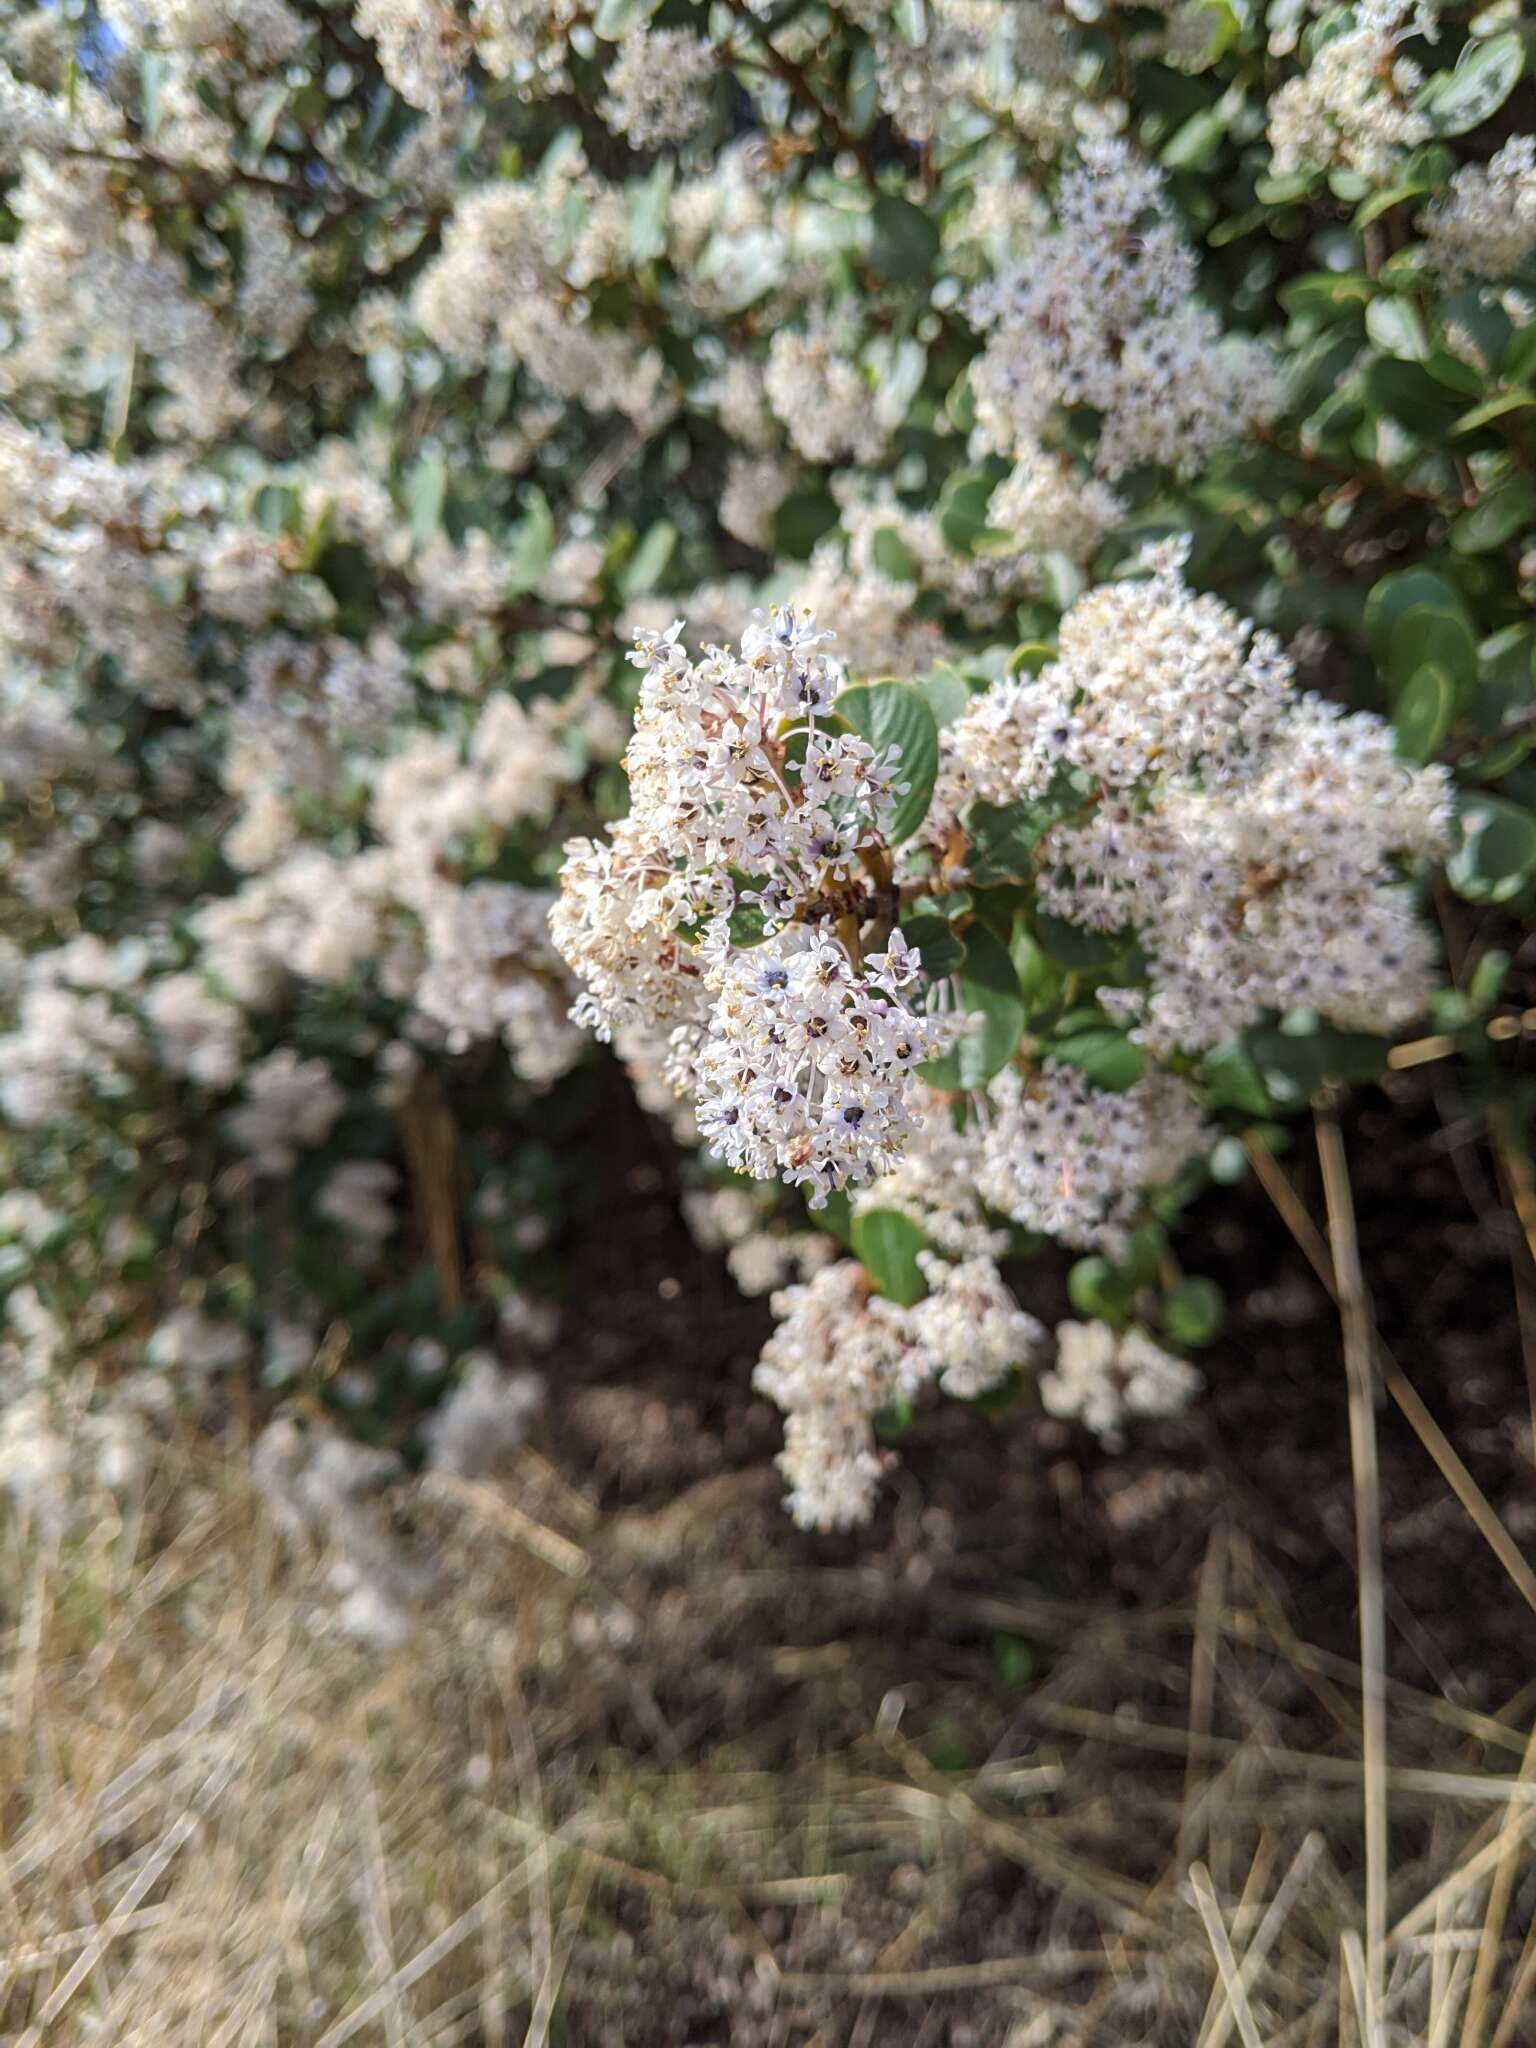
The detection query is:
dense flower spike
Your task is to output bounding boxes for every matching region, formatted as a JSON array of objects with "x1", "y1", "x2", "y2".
[
  {"x1": 554, "y1": 607, "x2": 964, "y2": 1202},
  {"x1": 967, "y1": 145, "x2": 1282, "y2": 481}
]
